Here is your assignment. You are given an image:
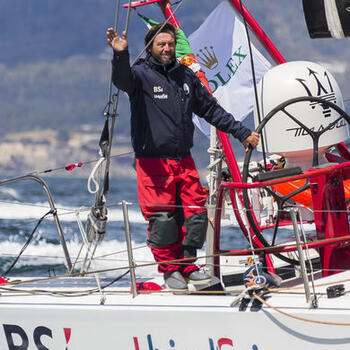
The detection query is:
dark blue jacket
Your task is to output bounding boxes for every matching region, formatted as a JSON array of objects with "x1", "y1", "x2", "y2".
[{"x1": 112, "y1": 50, "x2": 251, "y2": 158}]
